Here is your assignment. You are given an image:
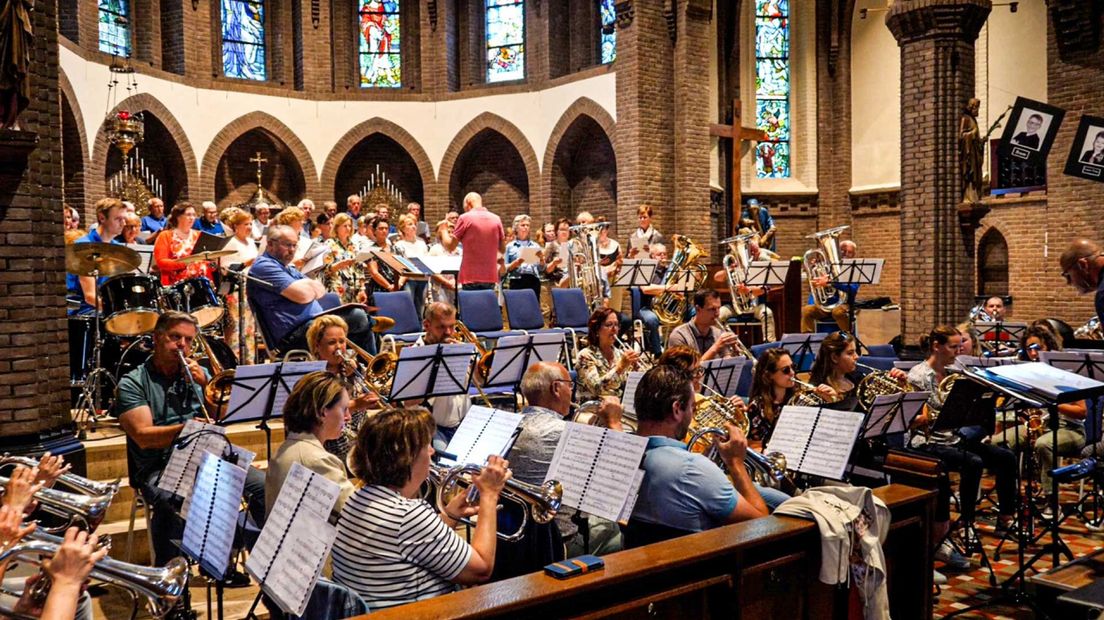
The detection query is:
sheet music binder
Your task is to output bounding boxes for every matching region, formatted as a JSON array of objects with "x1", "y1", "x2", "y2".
[
  {"x1": 181, "y1": 453, "x2": 246, "y2": 581},
  {"x1": 441, "y1": 406, "x2": 523, "y2": 467},
  {"x1": 766, "y1": 405, "x2": 867, "y2": 480},
  {"x1": 157, "y1": 421, "x2": 227, "y2": 500},
  {"x1": 545, "y1": 423, "x2": 648, "y2": 523}
]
